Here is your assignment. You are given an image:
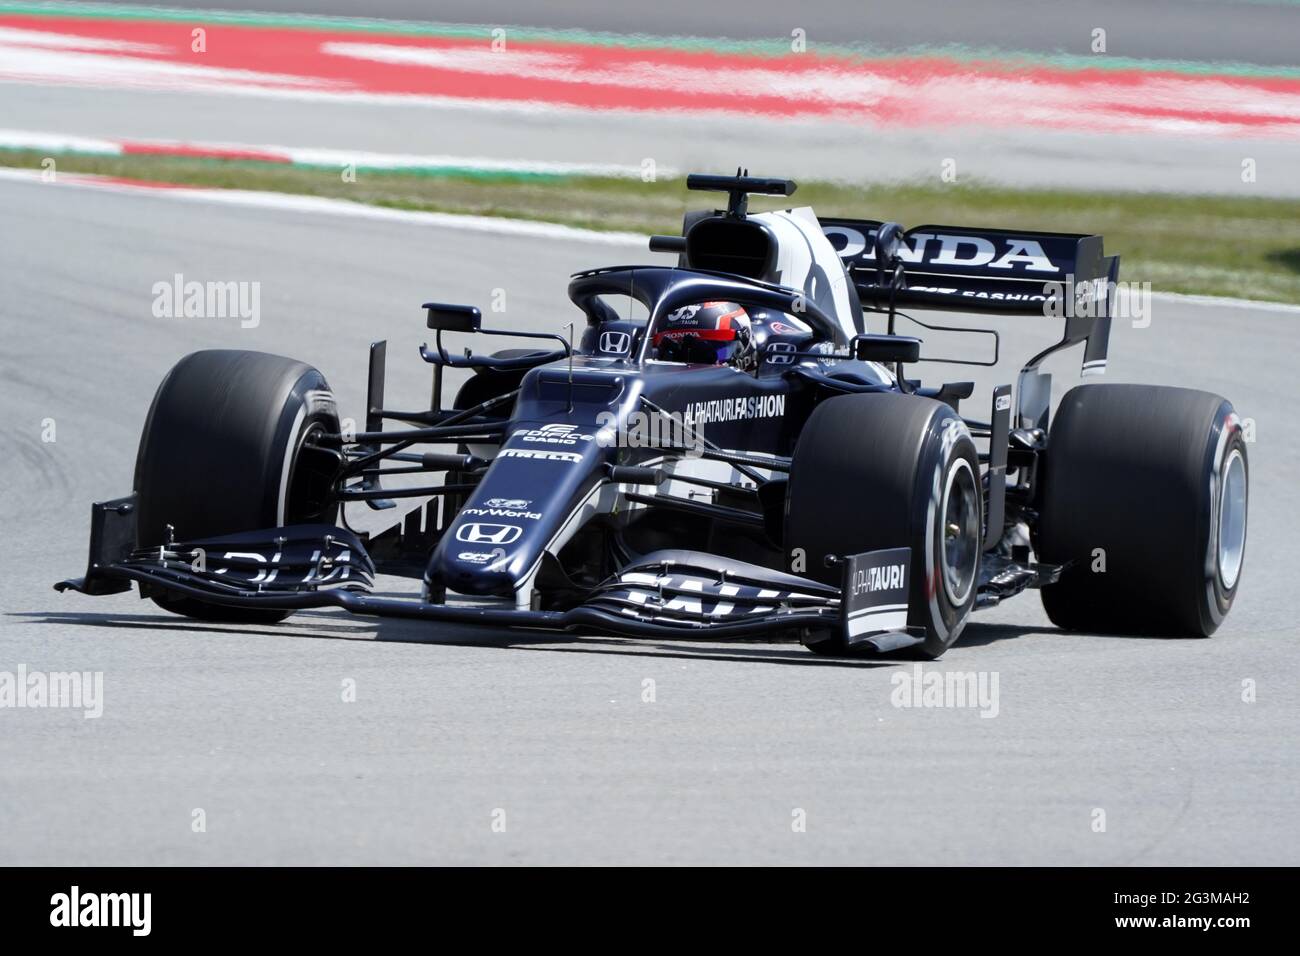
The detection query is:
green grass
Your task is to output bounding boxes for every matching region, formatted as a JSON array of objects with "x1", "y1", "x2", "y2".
[{"x1": 8, "y1": 149, "x2": 1300, "y2": 303}]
